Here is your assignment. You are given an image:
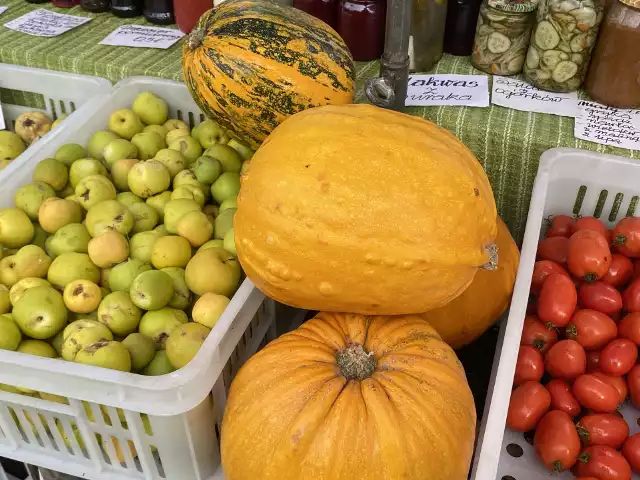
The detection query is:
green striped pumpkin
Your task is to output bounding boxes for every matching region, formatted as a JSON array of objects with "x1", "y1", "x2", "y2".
[{"x1": 181, "y1": 0, "x2": 356, "y2": 150}]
